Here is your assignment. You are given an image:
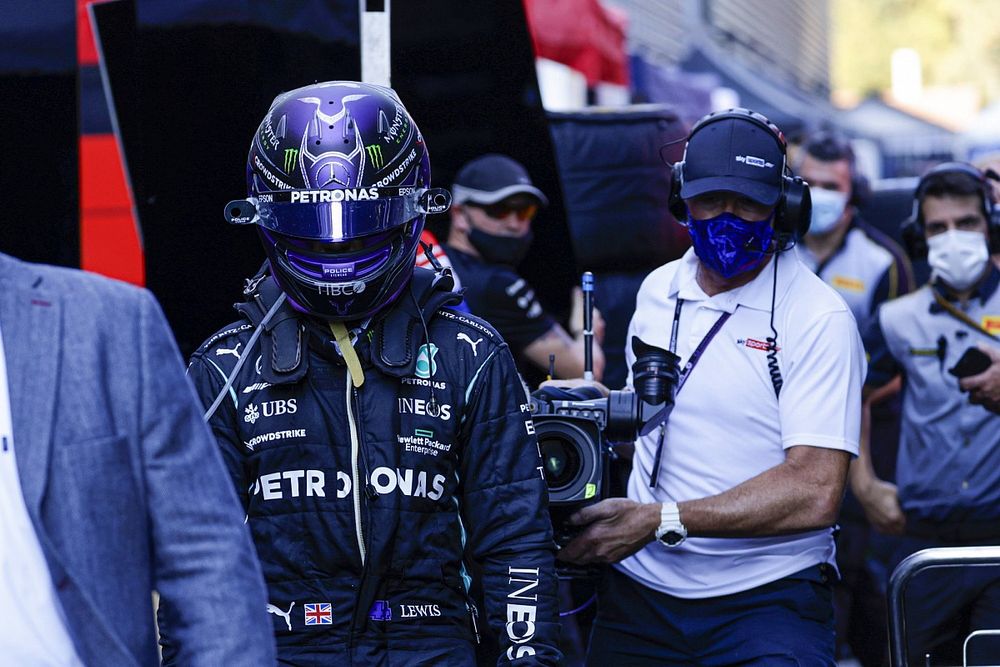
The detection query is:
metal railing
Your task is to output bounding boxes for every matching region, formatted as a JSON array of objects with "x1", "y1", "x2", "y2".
[{"x1": 888, "y1": 546, "x2": 1000, "y2": 666}]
